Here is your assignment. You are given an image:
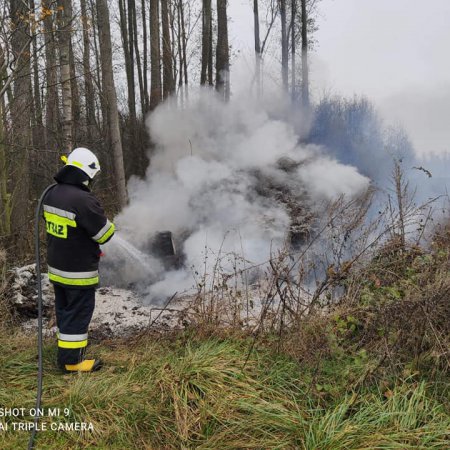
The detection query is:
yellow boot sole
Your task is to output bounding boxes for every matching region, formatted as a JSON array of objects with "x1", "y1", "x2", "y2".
[{"x1": 63, "y1": 359, "x2": 103, "y2": 373}]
